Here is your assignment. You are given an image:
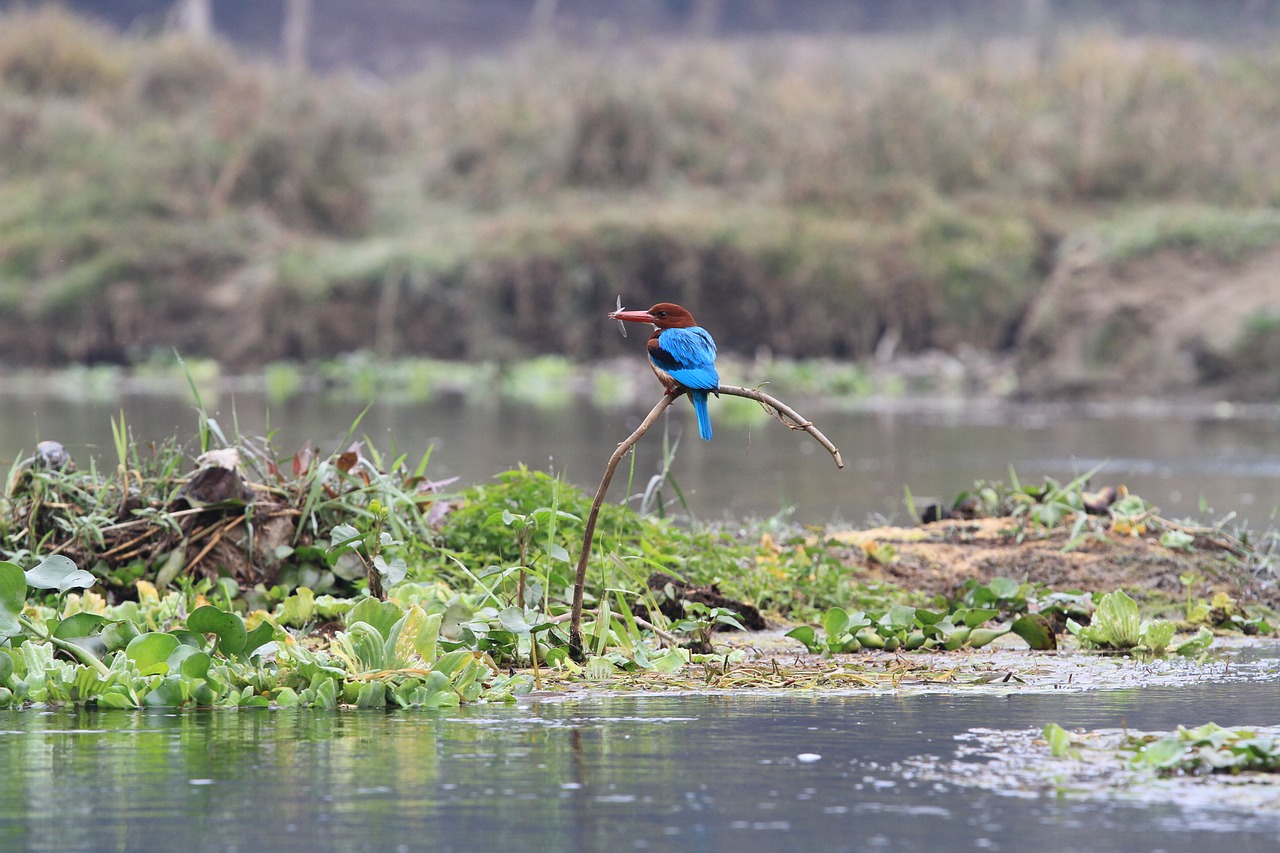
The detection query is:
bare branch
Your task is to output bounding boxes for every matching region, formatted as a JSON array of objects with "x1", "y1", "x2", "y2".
[
  {"x1": 568, "y1": 388, "x2": 843, "y2": 661},
  {"x1": 718, "y1": 384, "x2": 844, "y2": 469}
]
